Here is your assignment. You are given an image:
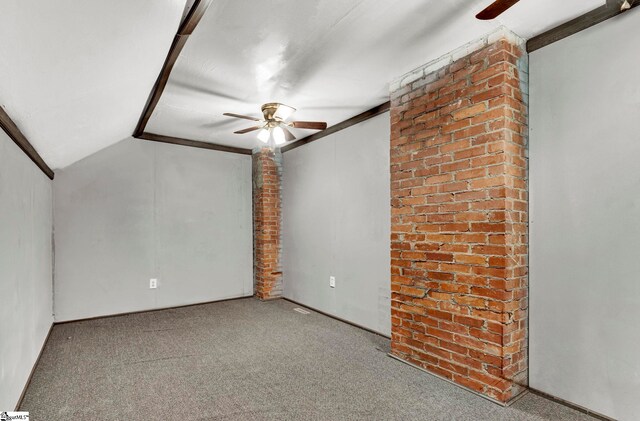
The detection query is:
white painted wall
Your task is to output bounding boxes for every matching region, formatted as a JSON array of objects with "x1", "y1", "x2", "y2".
[
  {"x1": 529, "y1": 11, "x2": 640, "y2": 420},
  {"x1": 282, "y1": 112, "x2": 391, "y2": 335},
  {"x1": 0, "y1": 130, "x2": 53, "y2": 410},
  {"x1": 53, "y1": 139, "x2": 252, "y2": 322}
]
